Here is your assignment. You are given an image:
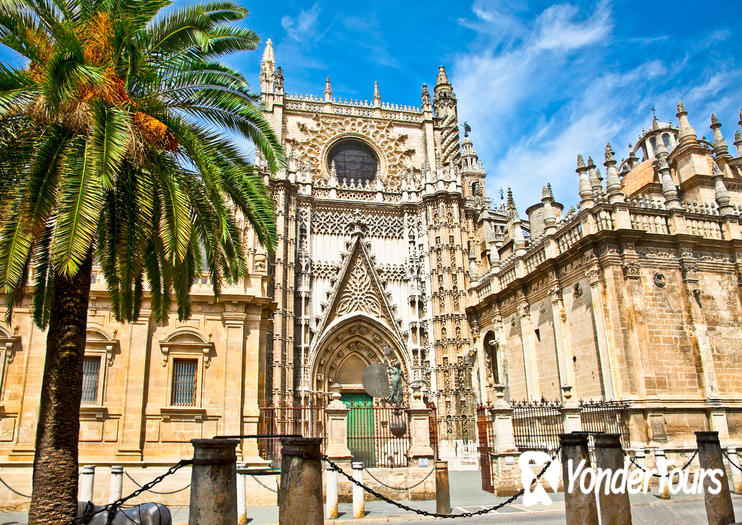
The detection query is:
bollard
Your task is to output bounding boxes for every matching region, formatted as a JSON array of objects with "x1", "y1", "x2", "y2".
[
  {"x1": 435, "y1": 460, "x2": 451, "y2": 515},
  {"x1": 695, "y1": 431, "x2": 736, "y2": 525},
  {"x1": 109, "y1": 466, "x2": 123, "y2": 503},
  {"x1": 352, "y1": 462, "x2": 365, "y2": 519},
  {"x1": 189, "y1": 438, "x2": 238, "y2": 525},
  {"x1": 726, "y1": 448, "x2": 742, "y2": 494},
  {"x1": 236, "y1": 462, "x2": 246, "y2": 525},
  {"x1": 326, "y1": 464, "x2": 339, "y2": 519},
  {"x1": 560, "y1": 433, "x2": 599, "y2": 525},
  {"x1": 594, "y1": 434, "x2": 632, "y2": 525},
  {"x1": 654, "y1": 449, "x2": 671, "y2": 499},
  {"x1": 279, "y1": 437, "x2": 323, "y2": 525},
  {"x1": 80, "y1": 465, "x2": 95, "y2": 504}
]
